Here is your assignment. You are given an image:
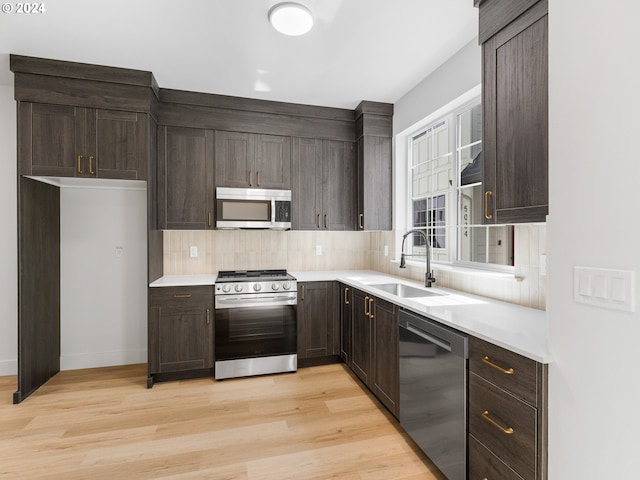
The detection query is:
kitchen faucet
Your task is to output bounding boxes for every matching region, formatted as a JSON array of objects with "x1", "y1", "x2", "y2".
[{"x1": 399, "y1": 229, "x2": 436, "y2": 287}]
